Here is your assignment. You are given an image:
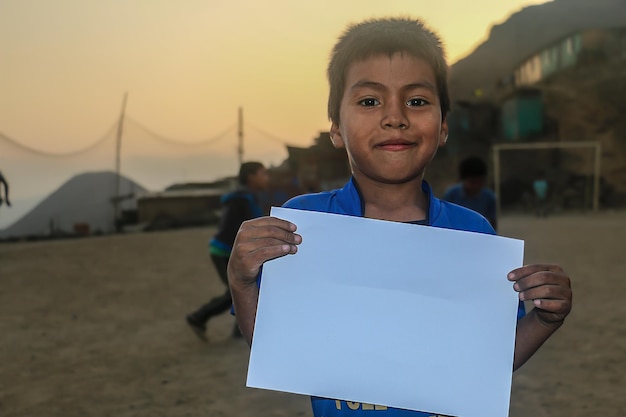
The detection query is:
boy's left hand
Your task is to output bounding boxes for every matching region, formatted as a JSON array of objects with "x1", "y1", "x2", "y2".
[{"x1": 508, "y1": 264, "x2": 572, "y2": 325}]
